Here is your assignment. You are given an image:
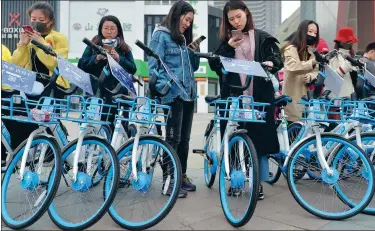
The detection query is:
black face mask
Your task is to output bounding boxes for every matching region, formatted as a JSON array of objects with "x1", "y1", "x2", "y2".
[
  {"x1": 339, "y1": 42, "x2": 352, "y2": 50},
  {"x1": 306, "y1": 34, "x2": 317, "y2": 46},
  {"x1": 31, "y1": 21, "x2": 50, "y2": 34}
]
